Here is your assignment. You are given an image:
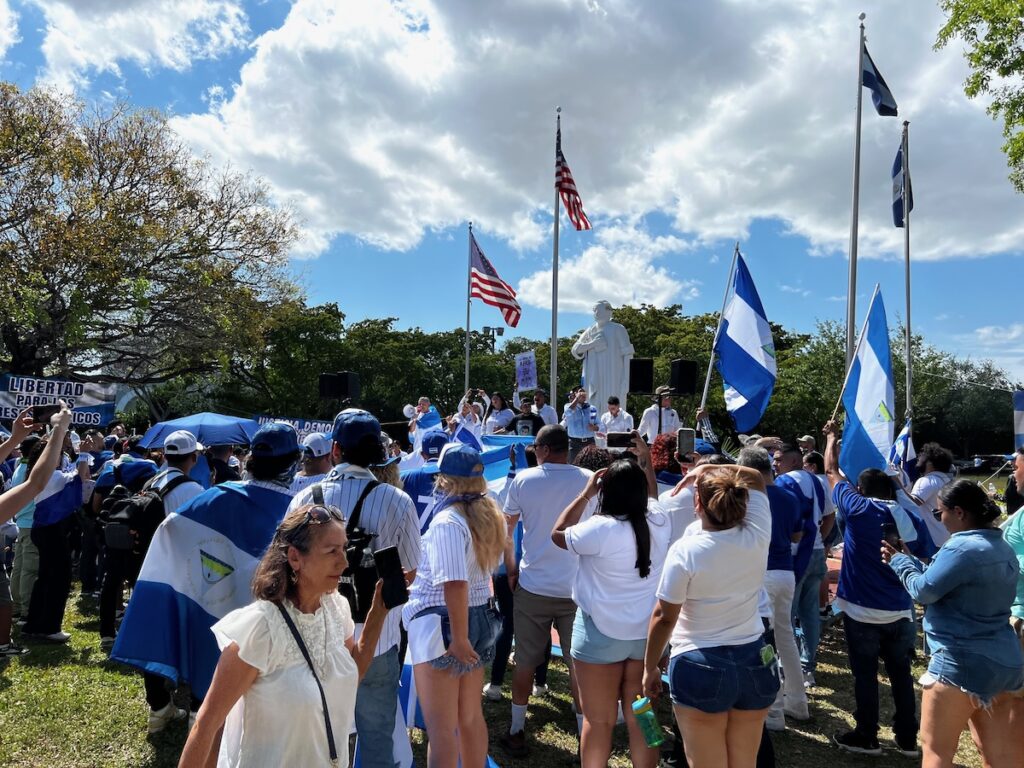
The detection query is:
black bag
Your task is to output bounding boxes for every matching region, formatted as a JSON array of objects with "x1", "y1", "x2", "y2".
[
  {"x1": 312, "y1": 481, "x2": 379, "y2": 623},
  {"x1": 100, "y1": 469, "x2": 191, "y2": 553}
]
